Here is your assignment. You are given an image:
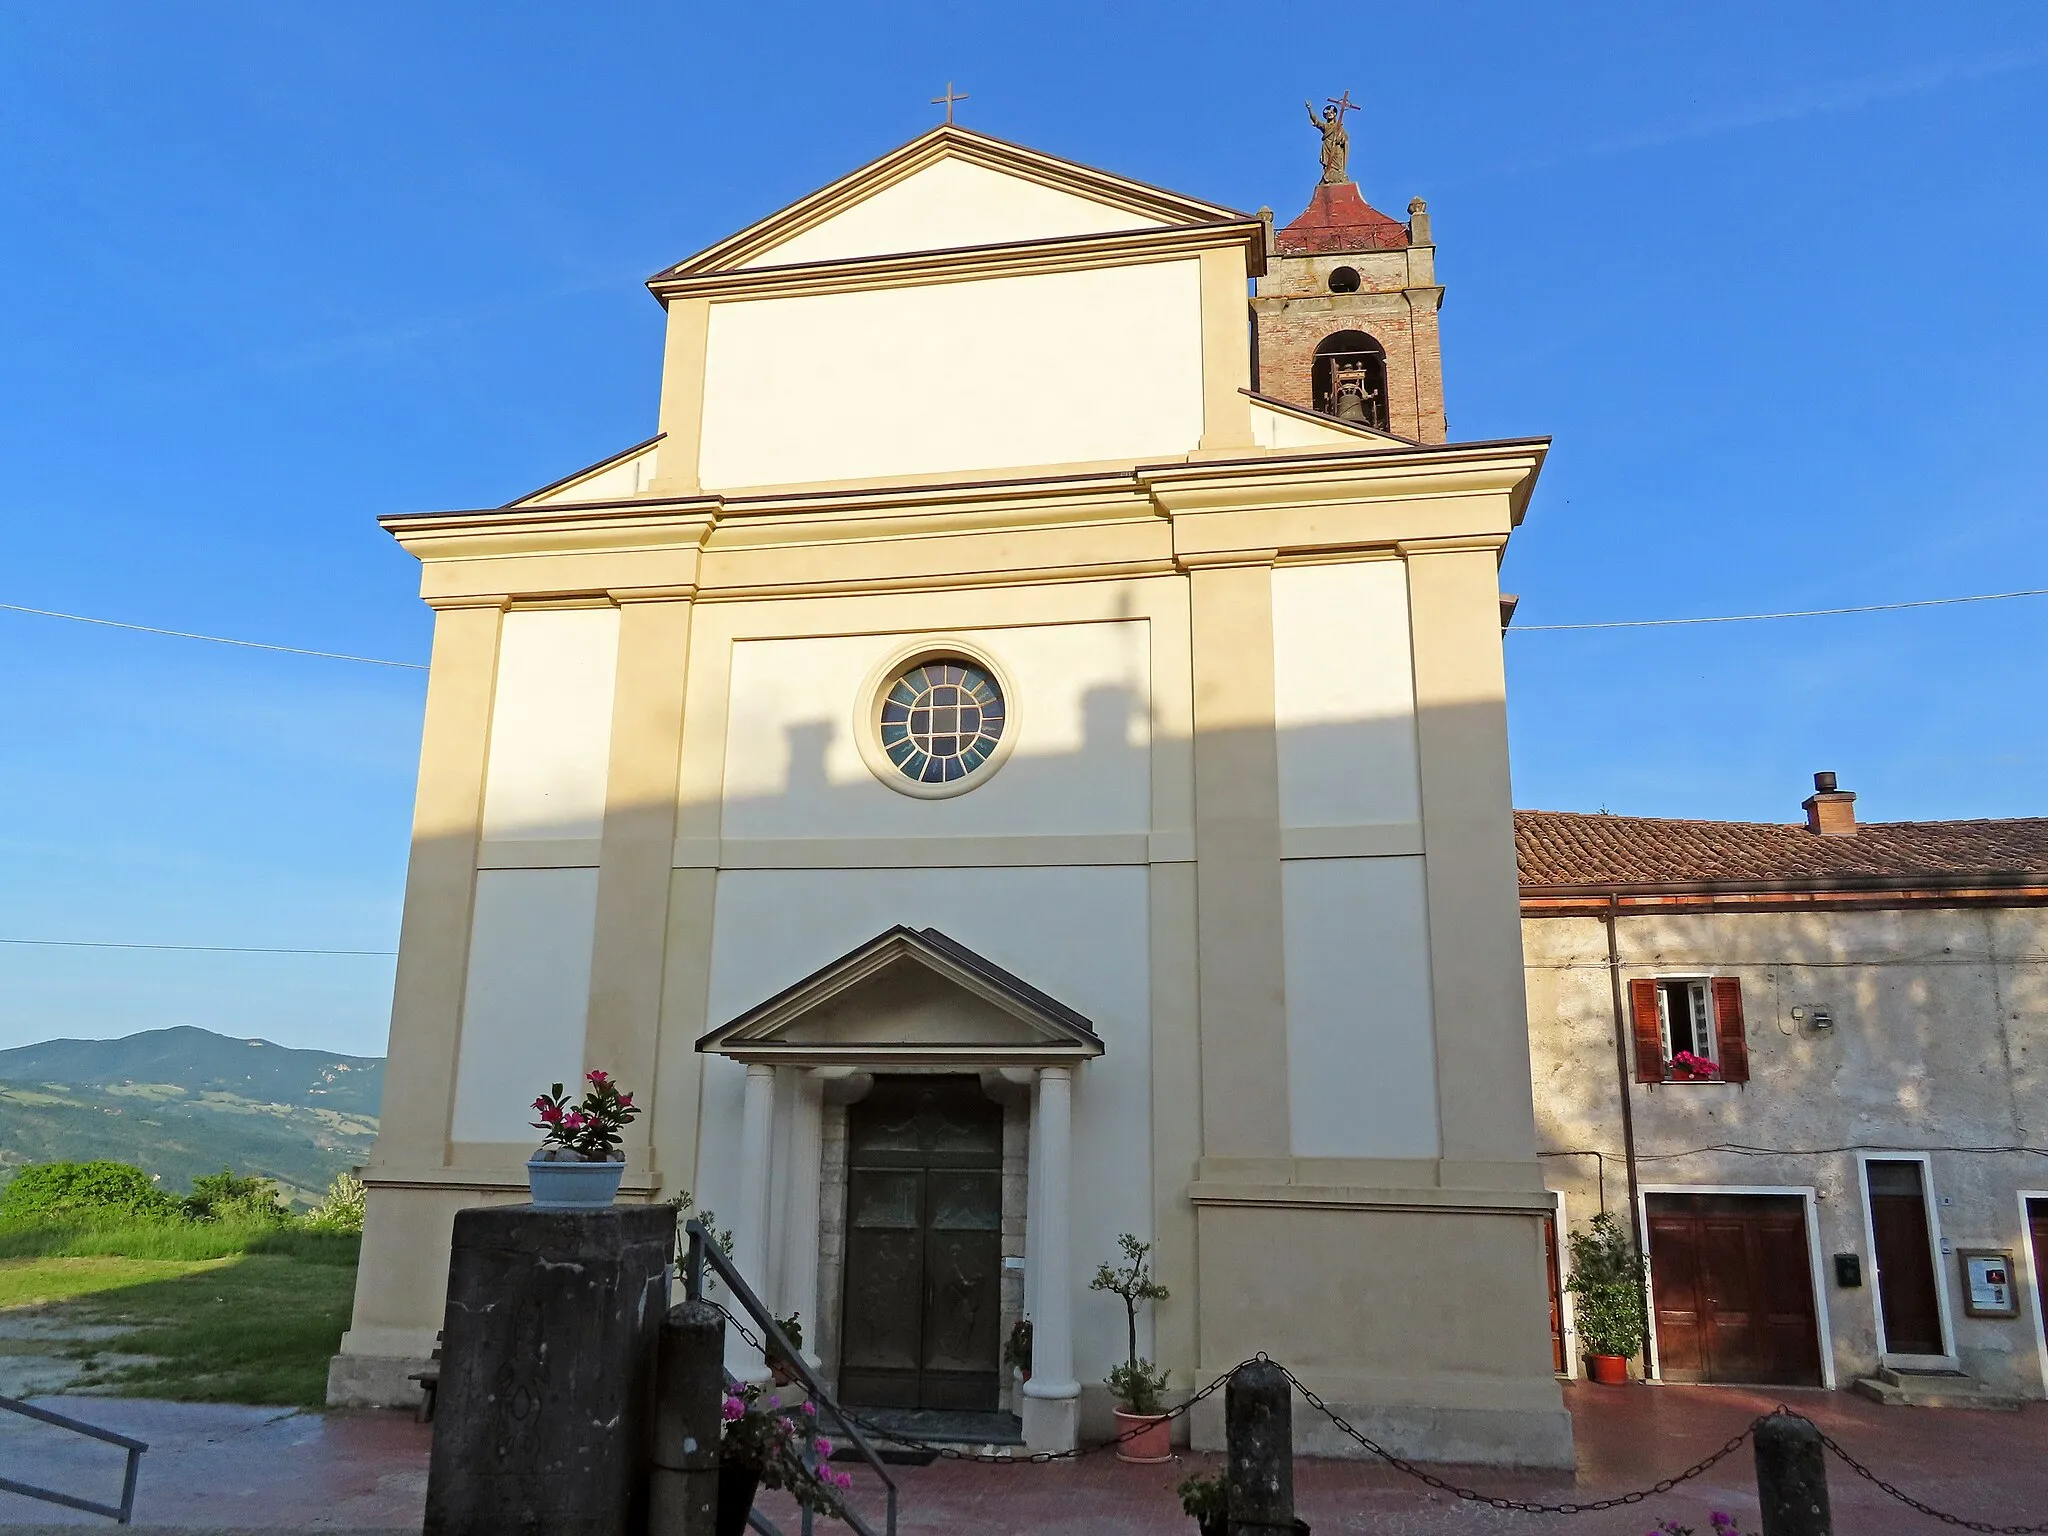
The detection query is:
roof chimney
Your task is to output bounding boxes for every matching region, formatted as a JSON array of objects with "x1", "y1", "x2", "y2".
[{"x1": 1802, "y1": 771, "x2": 1857, "y2": 836}]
